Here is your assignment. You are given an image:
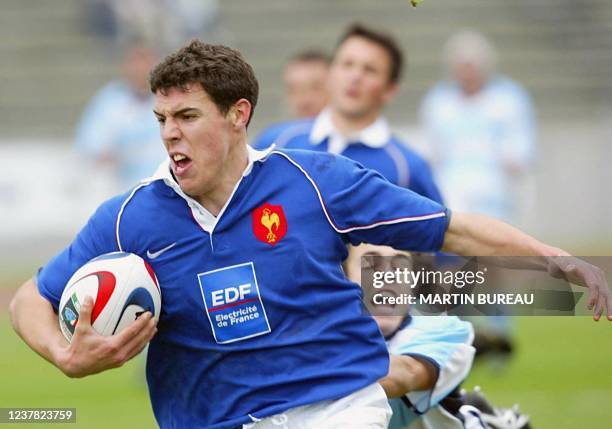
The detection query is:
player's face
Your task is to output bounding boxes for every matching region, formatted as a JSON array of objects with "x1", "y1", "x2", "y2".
[
  {"x1": 328, "y1": 36, "x2": 398, "y2": 119},
  {"x1": 345, "y1": 244, "x2": 411, "y2": 337},
  {"x1": 153, "y1": 84, "x2": 237, "y2": 200},
  {"x1": 284, "y1": 60, "x2": 329, "y2": 118}
]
